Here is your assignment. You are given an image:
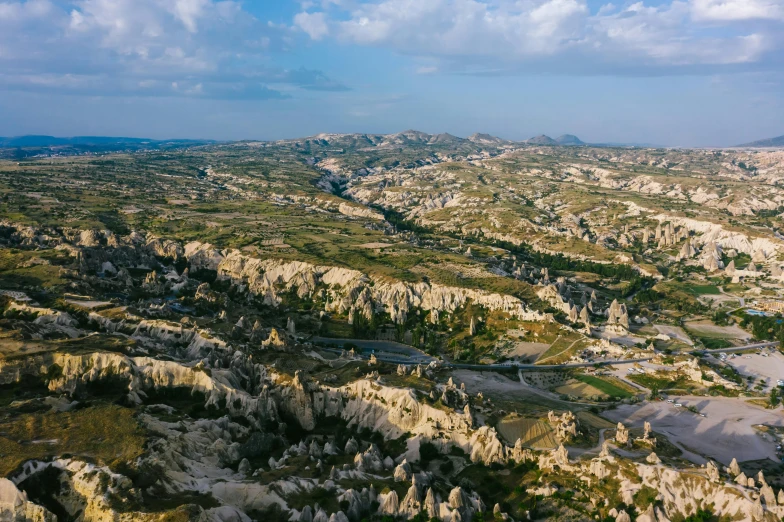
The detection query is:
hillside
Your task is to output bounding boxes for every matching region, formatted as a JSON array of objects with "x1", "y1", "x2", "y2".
[
  {"x1": 555, "y1": 134, "x2": 585, "y2": 145},
  {"x1": 0, "y1": 135, "x2": 213, "y2": 147},
  {"x1": 525, "y1": 134, "x2": 558, "y2": 145},
  {"x1": 3, "y1": 133, "x2": 784, "y2": 522},
  {"x1": 738, "y1": 135, "x2": 784, "y2": 148}
]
